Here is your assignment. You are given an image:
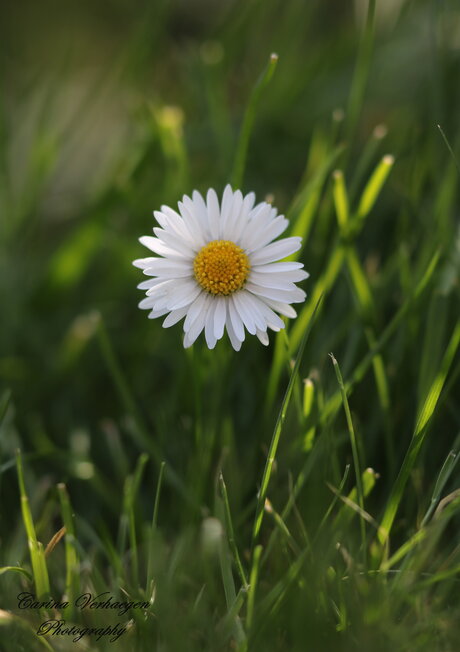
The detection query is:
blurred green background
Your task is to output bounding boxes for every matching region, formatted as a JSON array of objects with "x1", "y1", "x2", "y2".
[{"x1": 1, "y1": 0, "x2": 460, "y2": 649}]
